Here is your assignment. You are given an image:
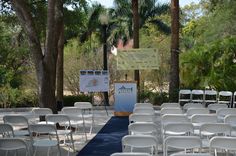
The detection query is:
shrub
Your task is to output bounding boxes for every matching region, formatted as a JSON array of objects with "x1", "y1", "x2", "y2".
[{"x1": 63, "y1": 94, "x2": 93, "y2": 107}]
